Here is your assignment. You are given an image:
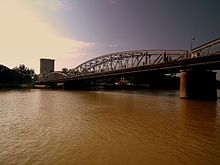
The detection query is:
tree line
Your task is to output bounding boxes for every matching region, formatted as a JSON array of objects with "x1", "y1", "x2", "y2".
[{"x1": 0, "y1": 64, "x2": 36, "y2": 85}]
